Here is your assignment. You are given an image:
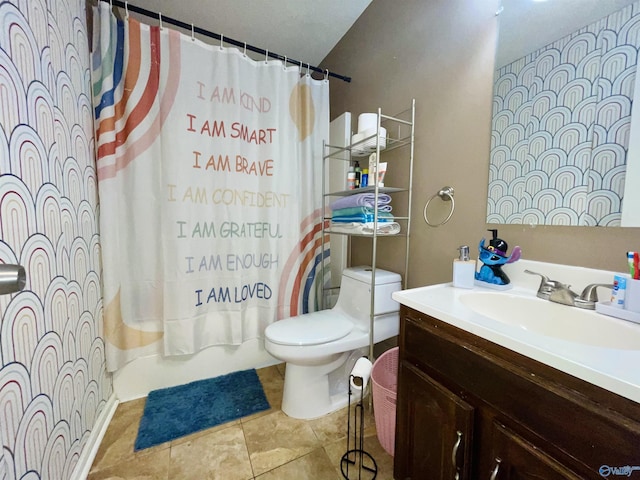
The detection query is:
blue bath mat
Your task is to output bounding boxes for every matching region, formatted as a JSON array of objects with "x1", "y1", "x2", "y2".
[{"x1": 134, "y1": 368, "x2": 270, "y2": 450}]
